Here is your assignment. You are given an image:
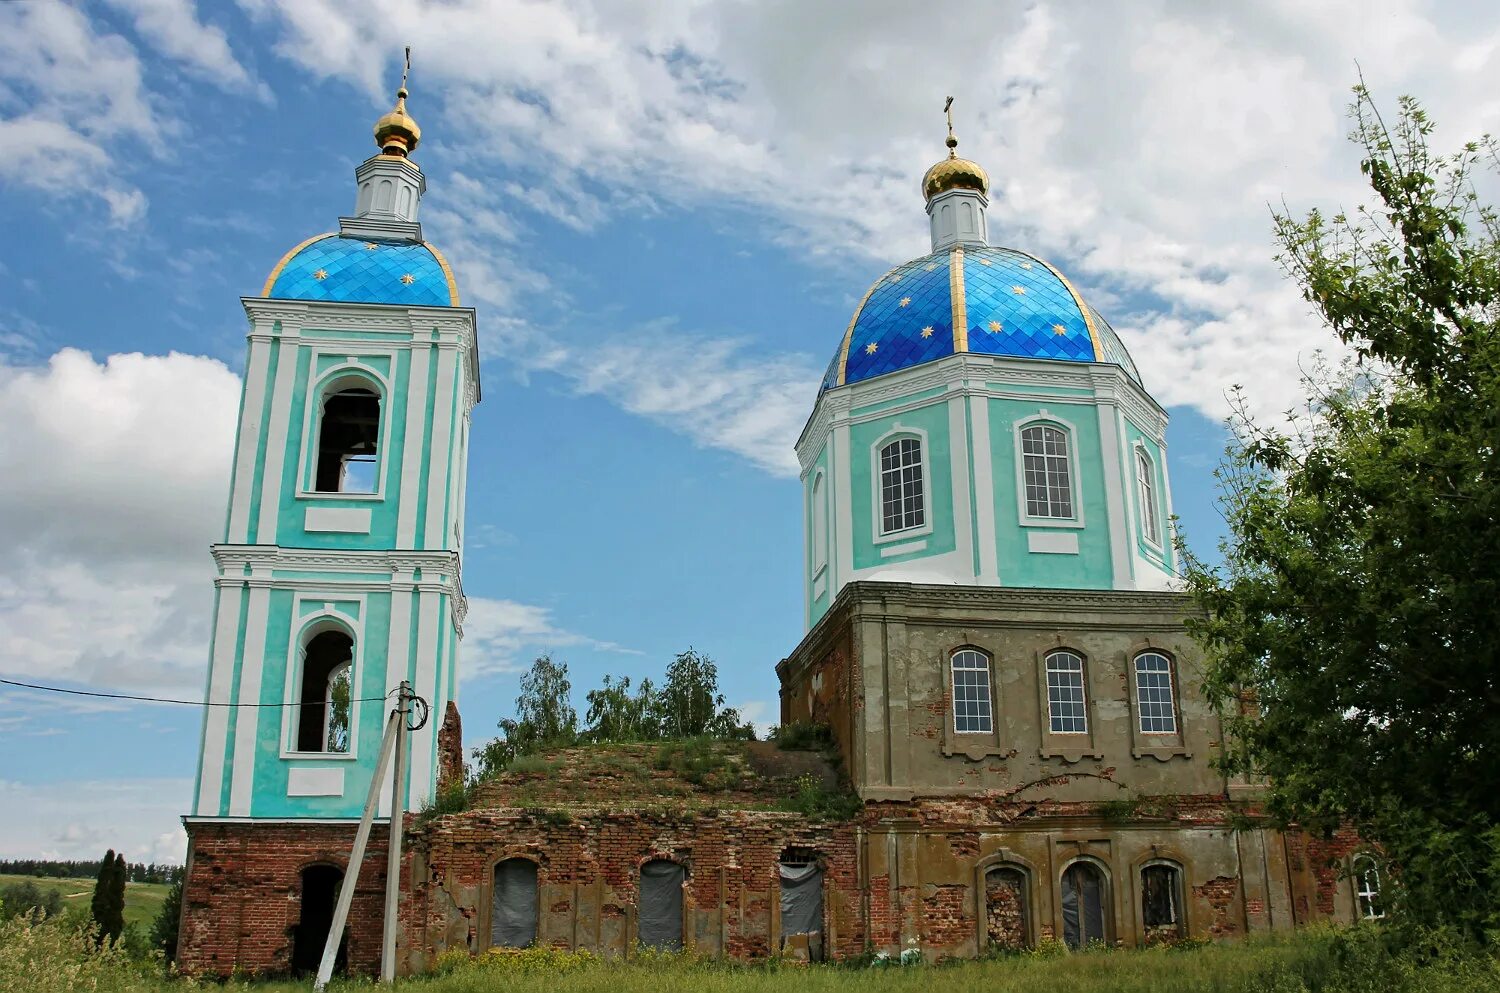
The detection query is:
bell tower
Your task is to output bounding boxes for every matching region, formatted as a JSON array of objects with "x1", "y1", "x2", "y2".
[{"x1": 188, "y1": 73, "x2": 478, "y2": 828}]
